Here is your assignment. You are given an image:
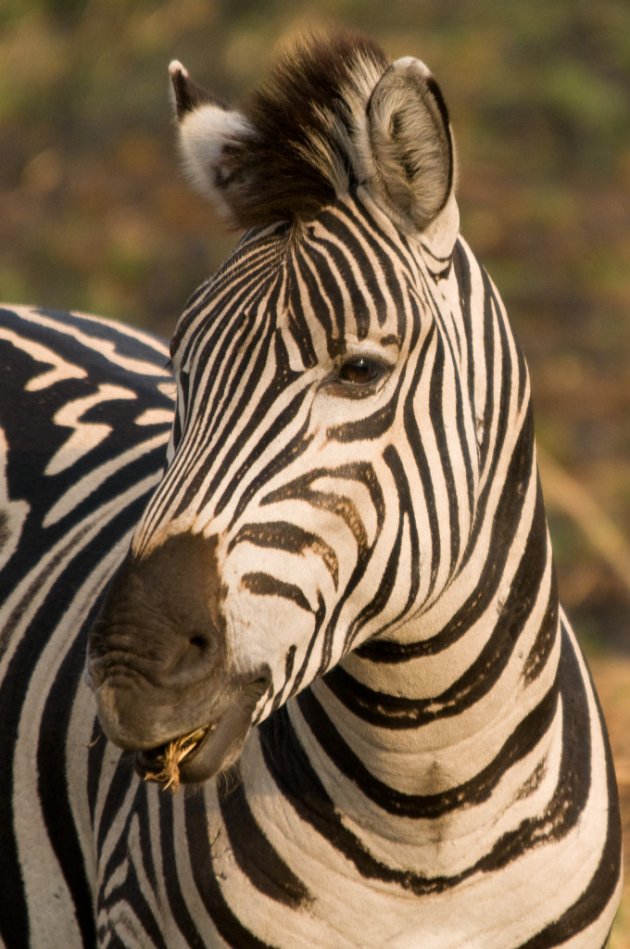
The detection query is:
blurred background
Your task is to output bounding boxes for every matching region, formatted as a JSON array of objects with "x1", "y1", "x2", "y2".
[{"x1": 1, "y1": 0, "x2": 628, "y2": 940}]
